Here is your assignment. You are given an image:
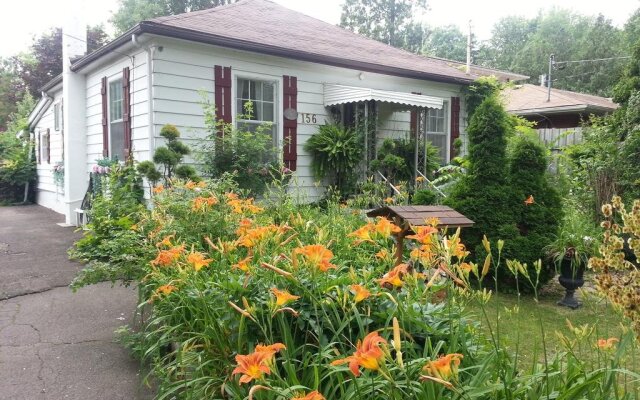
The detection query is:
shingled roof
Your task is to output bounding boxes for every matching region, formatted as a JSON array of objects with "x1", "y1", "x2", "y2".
[
  {"x1": 68, "y1": 0, "x2": 476, "y2": 84},
  {"x1": 503, "y1": 84, "x2": 618, "y2": 115}
]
